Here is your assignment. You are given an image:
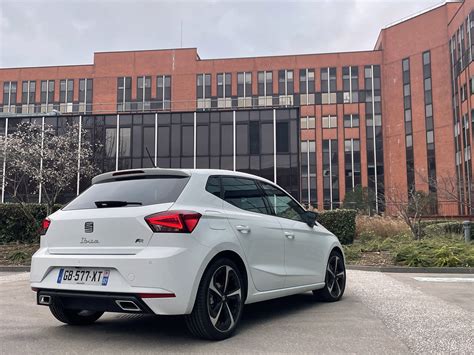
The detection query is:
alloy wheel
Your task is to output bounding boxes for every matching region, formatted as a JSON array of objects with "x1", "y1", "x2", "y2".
[
  {"x1": 326, "y1": 255, "x2": 345, "y2": 298},
  {"x1": 207, "y1": 265, "x2": 242, "y2": 332}
]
